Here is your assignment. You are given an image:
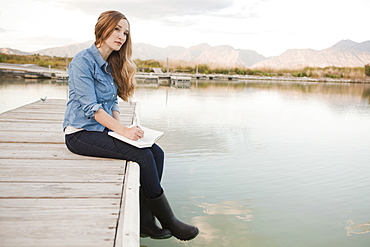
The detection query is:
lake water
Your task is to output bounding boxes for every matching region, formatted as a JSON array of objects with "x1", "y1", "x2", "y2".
[{"x1": 1, "y1": 77, "x2": 370, "y2": 247}]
